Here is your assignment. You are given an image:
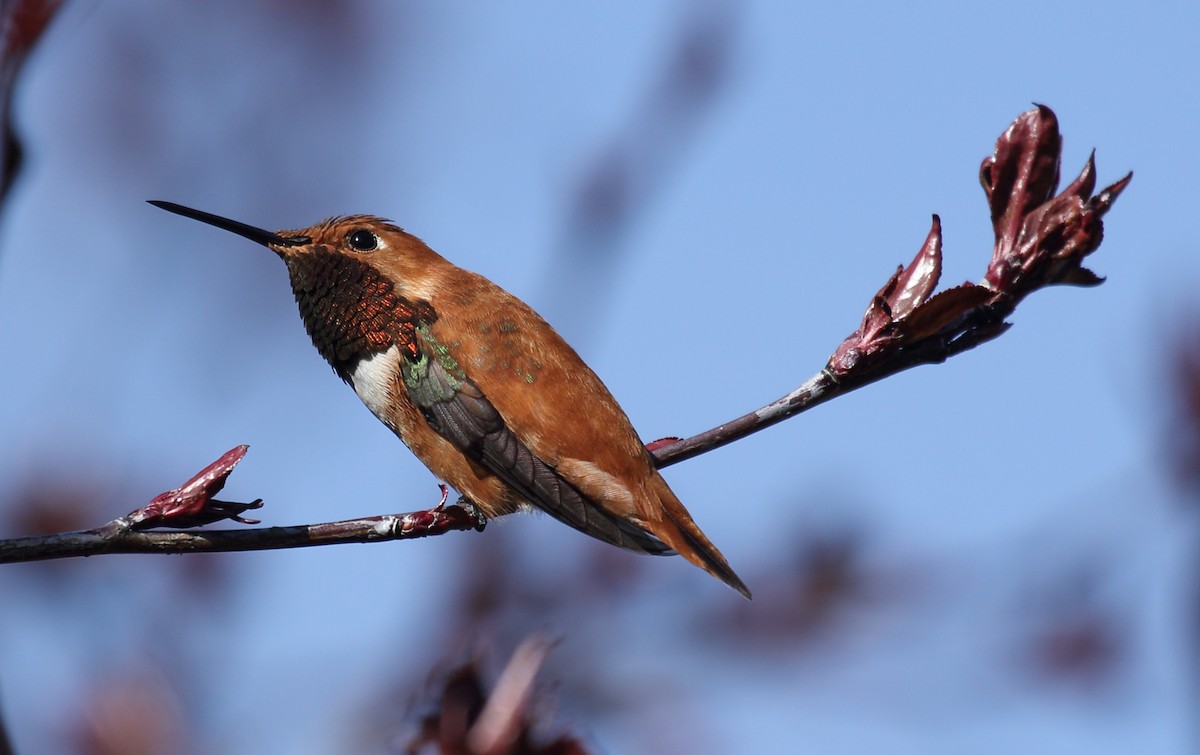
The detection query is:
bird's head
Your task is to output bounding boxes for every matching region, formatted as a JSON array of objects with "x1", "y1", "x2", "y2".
[
  {"x1": 149, "y1": 200, "x2": 447, "y2": 379},
  {"x1": 148, "y1": 200, "x2": 449, "y2": 301}
]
